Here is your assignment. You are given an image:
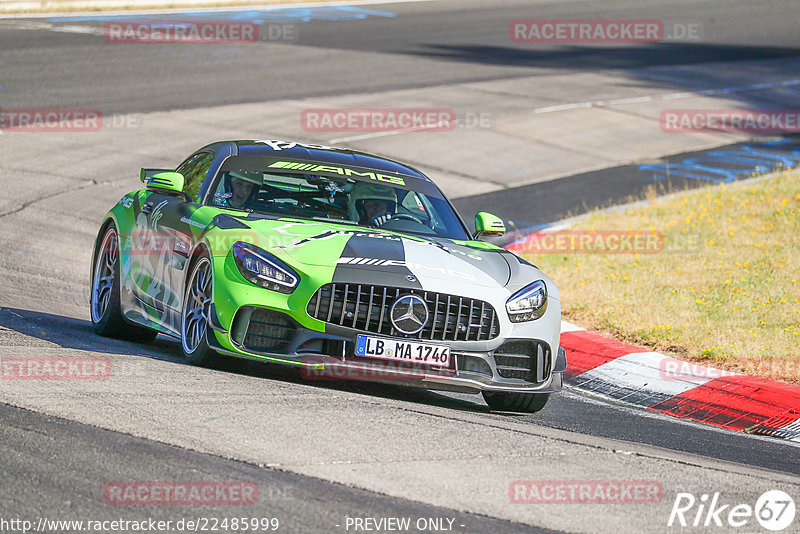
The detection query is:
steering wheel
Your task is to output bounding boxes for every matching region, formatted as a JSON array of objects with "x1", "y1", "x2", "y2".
[
  {"x1": 390, "y1": 212, "x2": 436, "y2": 230},
  {"x1": 391, "y1": 213, "x2": 423, "y2": 223}
]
